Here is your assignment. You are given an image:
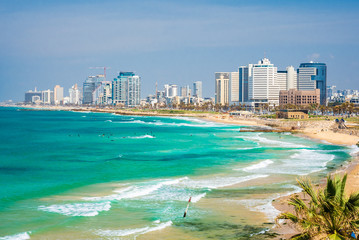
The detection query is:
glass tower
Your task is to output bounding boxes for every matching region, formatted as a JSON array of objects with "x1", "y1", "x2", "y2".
[{"x1": 298, "y1": 62, "x2": 327, "y2": 105}]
